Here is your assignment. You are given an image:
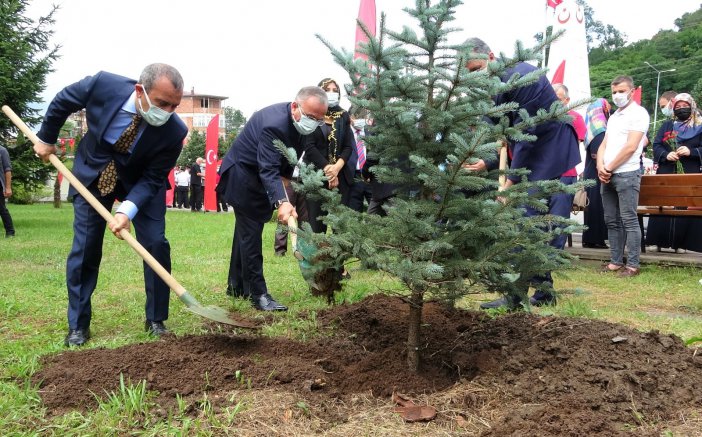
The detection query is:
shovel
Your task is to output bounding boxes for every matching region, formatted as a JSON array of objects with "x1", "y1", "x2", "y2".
[{"x1": 2, "y1": 105, "x2": 257, "y2": 329}]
